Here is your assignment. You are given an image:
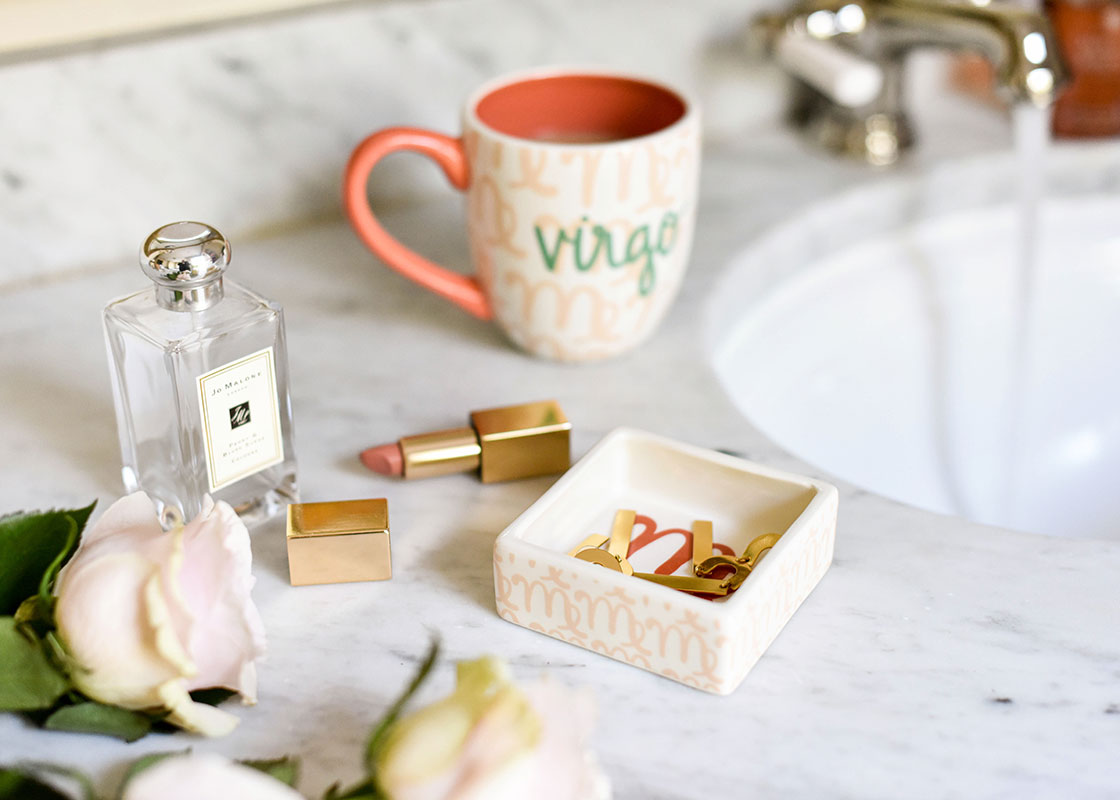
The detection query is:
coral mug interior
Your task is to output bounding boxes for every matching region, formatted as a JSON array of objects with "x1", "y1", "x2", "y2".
[{"x1": 343, "y1": 69, "x2": 699, "y2": 361}]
